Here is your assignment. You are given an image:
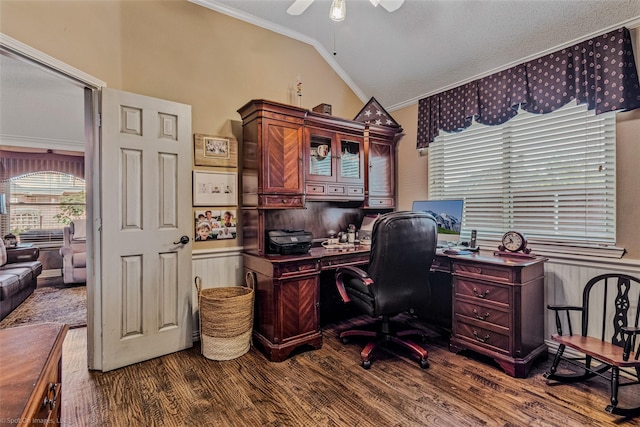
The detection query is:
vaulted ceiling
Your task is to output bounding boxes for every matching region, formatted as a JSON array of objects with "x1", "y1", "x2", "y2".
[{"x1": 194, "y1": 0, "x2": 640, "y2": 110}]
